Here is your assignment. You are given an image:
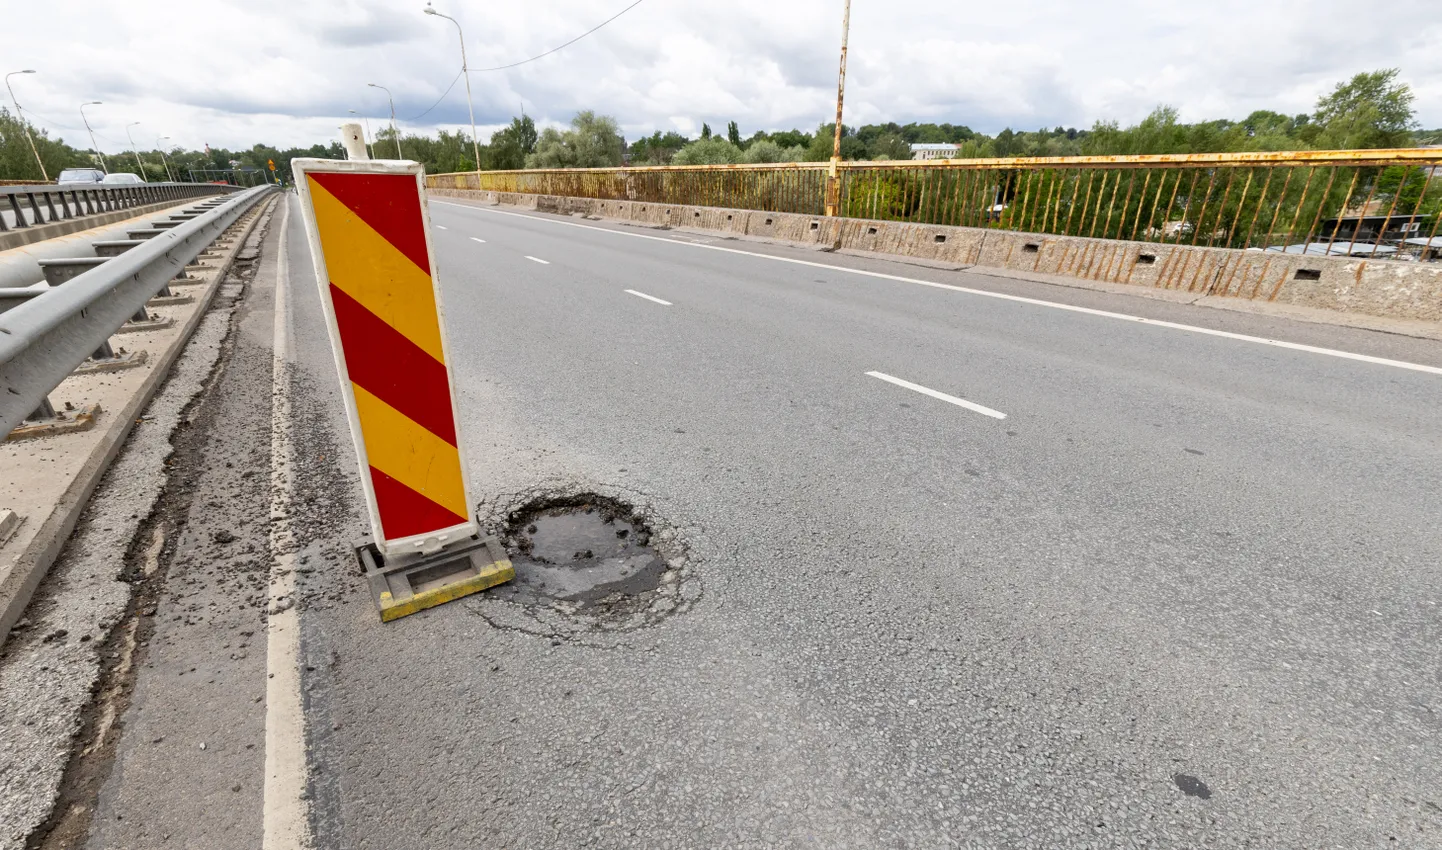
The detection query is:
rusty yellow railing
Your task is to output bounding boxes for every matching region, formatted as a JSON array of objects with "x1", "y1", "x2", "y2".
[{"x1": 428, "y1": 149, "x2": 1442, "y2": 257}]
